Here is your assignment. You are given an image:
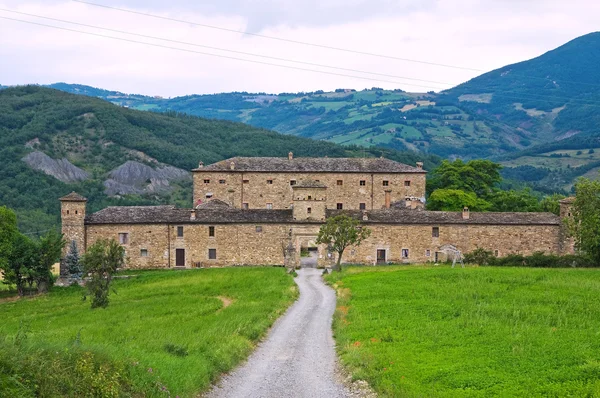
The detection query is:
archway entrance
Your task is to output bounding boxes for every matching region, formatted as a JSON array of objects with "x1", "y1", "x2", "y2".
[{"x1": 297, "y1": 236, "x2": 319, "y2": 268}]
